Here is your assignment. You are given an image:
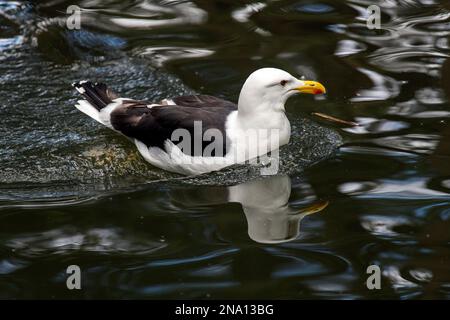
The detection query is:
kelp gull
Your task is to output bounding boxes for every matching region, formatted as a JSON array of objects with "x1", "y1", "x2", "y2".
[{"x1": 72, "y1": 68, "x2": 326, "y2": 175}]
